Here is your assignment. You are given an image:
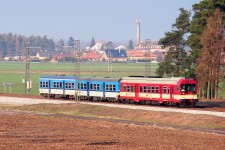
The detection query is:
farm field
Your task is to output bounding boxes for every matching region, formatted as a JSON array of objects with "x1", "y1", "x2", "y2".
[
  {"x1": 0, "y1": 101, "x2": 225, "y2": 150},
  {"x1": 1, "y1": 61, "x2": 225, "y2": 98},
  {"x1": 0, "y1": 61, "x2": 158, "y2": 95}
]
